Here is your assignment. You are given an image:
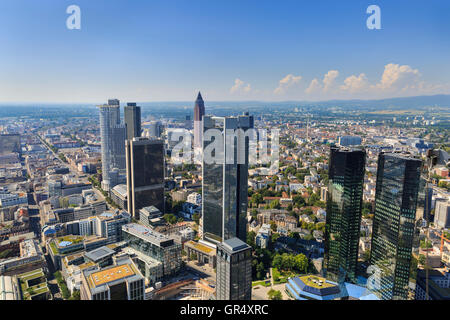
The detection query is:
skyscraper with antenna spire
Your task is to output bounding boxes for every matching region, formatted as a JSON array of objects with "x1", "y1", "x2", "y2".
[{"x1": 194, "y1": 92, "x2": 205, "y2": 149}]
